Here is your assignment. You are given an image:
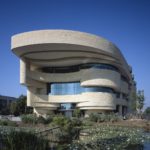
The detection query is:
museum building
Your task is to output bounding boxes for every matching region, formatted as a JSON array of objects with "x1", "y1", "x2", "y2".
[{"x1": 11, "y1": 30, "x2": 136, "y2": 117}]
